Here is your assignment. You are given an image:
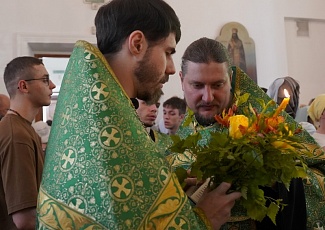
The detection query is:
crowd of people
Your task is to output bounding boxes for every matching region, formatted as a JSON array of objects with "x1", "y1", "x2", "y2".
[{"x1": 0, "y1": 0, "x2": 325, "y2": 229}]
